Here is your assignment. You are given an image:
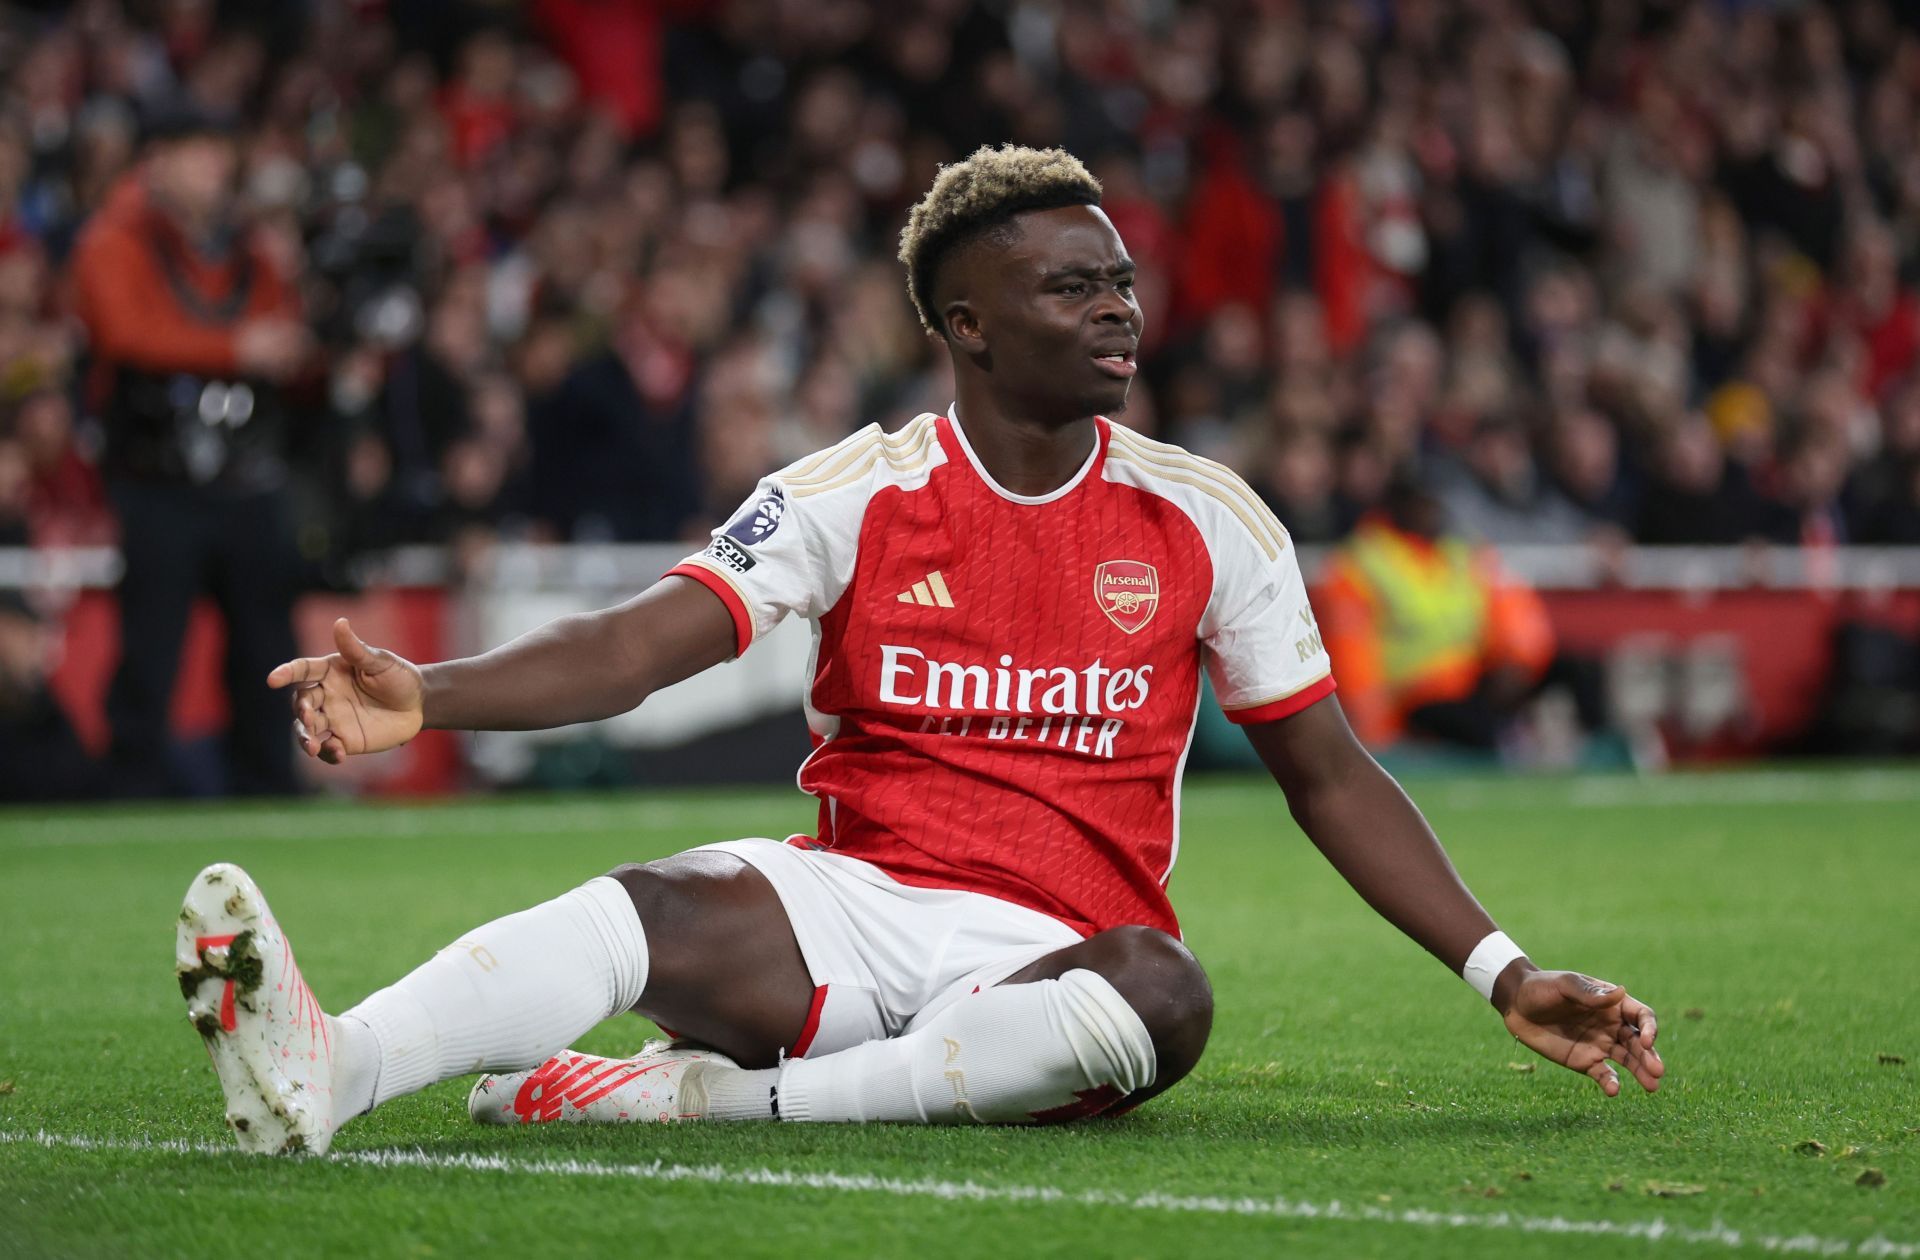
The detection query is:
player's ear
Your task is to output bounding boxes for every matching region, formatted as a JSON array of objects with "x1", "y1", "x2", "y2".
[{"x1": 944, "y1": 300, "x2": 987, "y2": 353}]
